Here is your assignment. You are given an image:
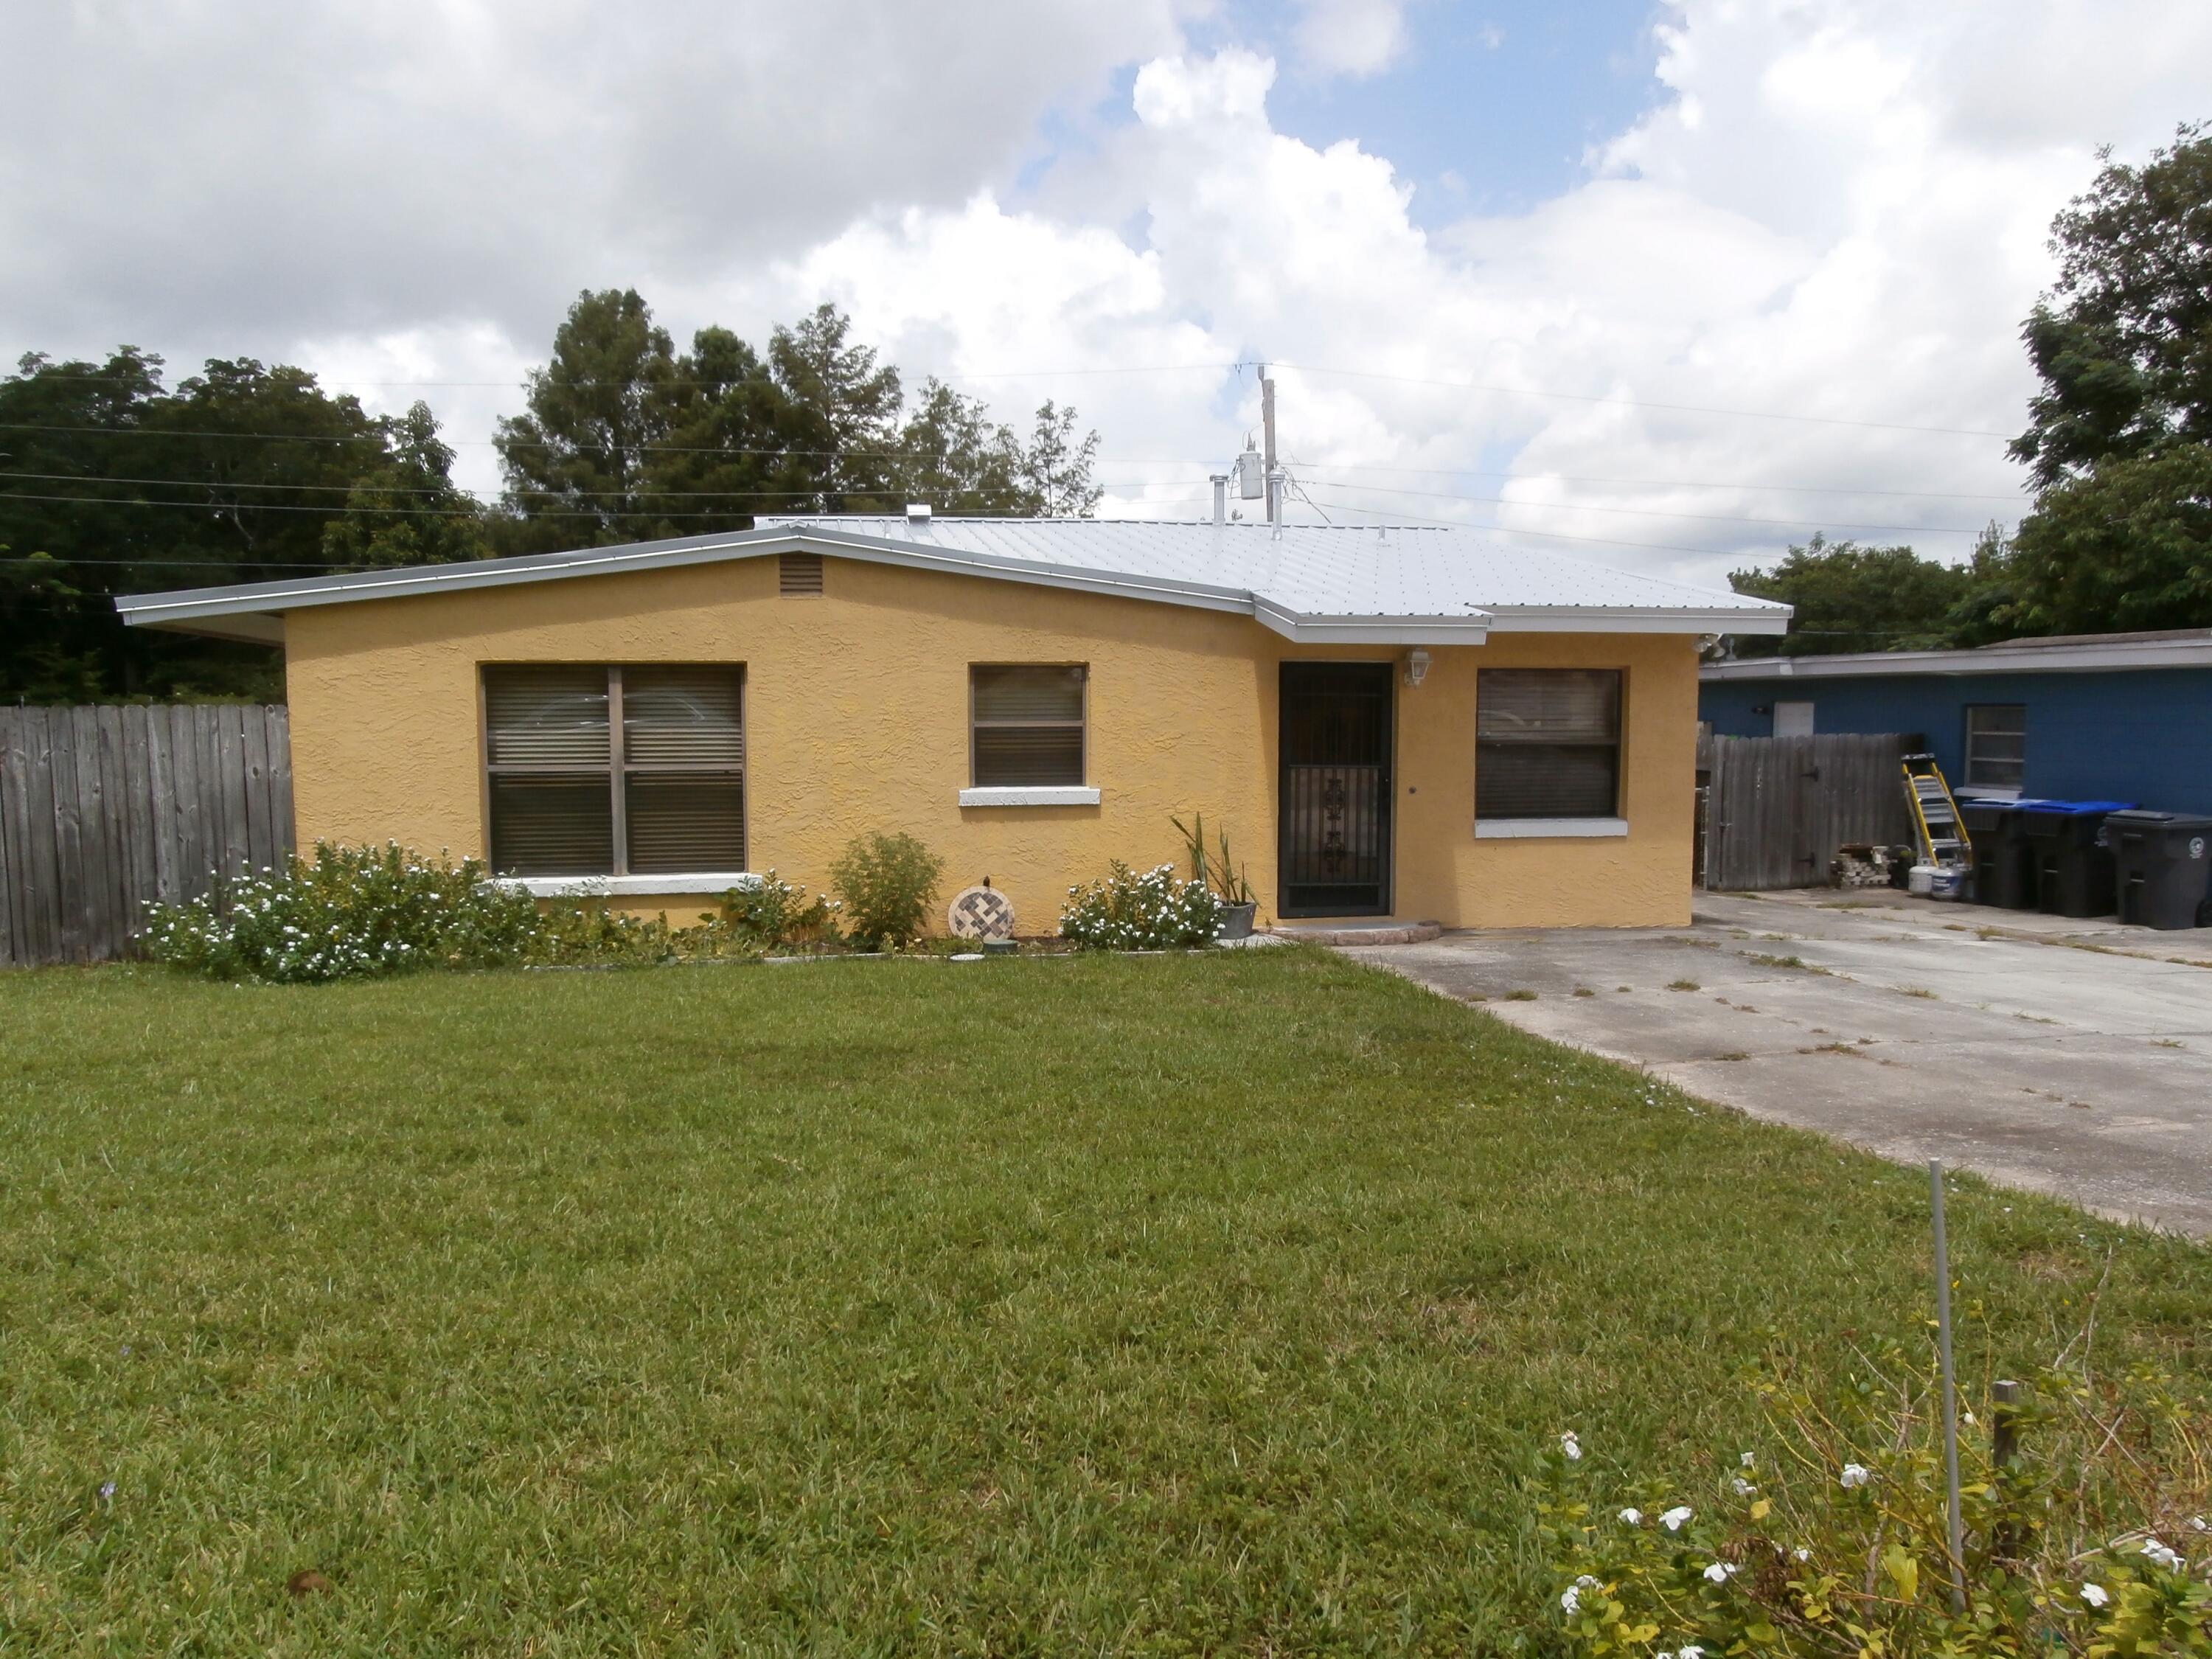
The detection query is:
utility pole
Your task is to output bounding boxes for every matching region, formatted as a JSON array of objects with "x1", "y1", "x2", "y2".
[{"x1": 1260, "y1": 364, "x2": 1279, "y2": 526}]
